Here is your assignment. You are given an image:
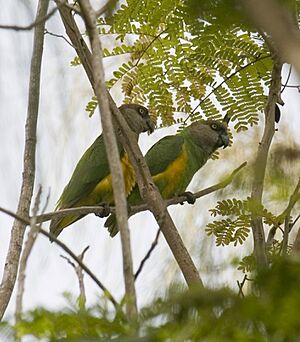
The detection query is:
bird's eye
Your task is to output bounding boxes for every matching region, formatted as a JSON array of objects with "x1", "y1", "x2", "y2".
[
  {"x1": 138, "y1": 107, "x2": 145, "y2": 115},
  {"x1": 211, "y1": 123, "x2": 218, "y2": 130}
]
